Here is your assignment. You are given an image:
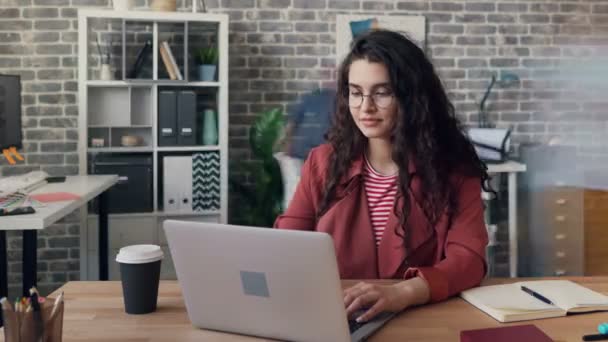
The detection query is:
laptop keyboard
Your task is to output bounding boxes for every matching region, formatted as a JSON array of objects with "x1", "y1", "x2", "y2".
[{"x1": 348, "y1": 319, "x2": 366, "y2": 333}]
